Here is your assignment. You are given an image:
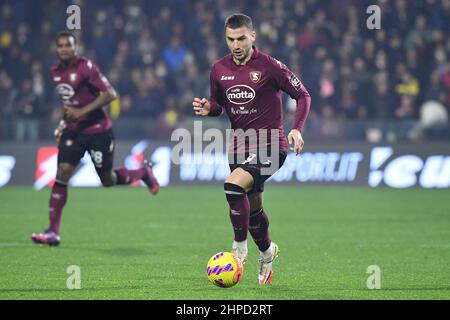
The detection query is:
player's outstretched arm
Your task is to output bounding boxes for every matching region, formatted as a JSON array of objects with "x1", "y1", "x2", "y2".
[
  {"x1": 64, "y1": 87, "x2": 117, "y2": 121},
  {"x1": 192, "y1": 97, "x2": 211, "y2": 116}
]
